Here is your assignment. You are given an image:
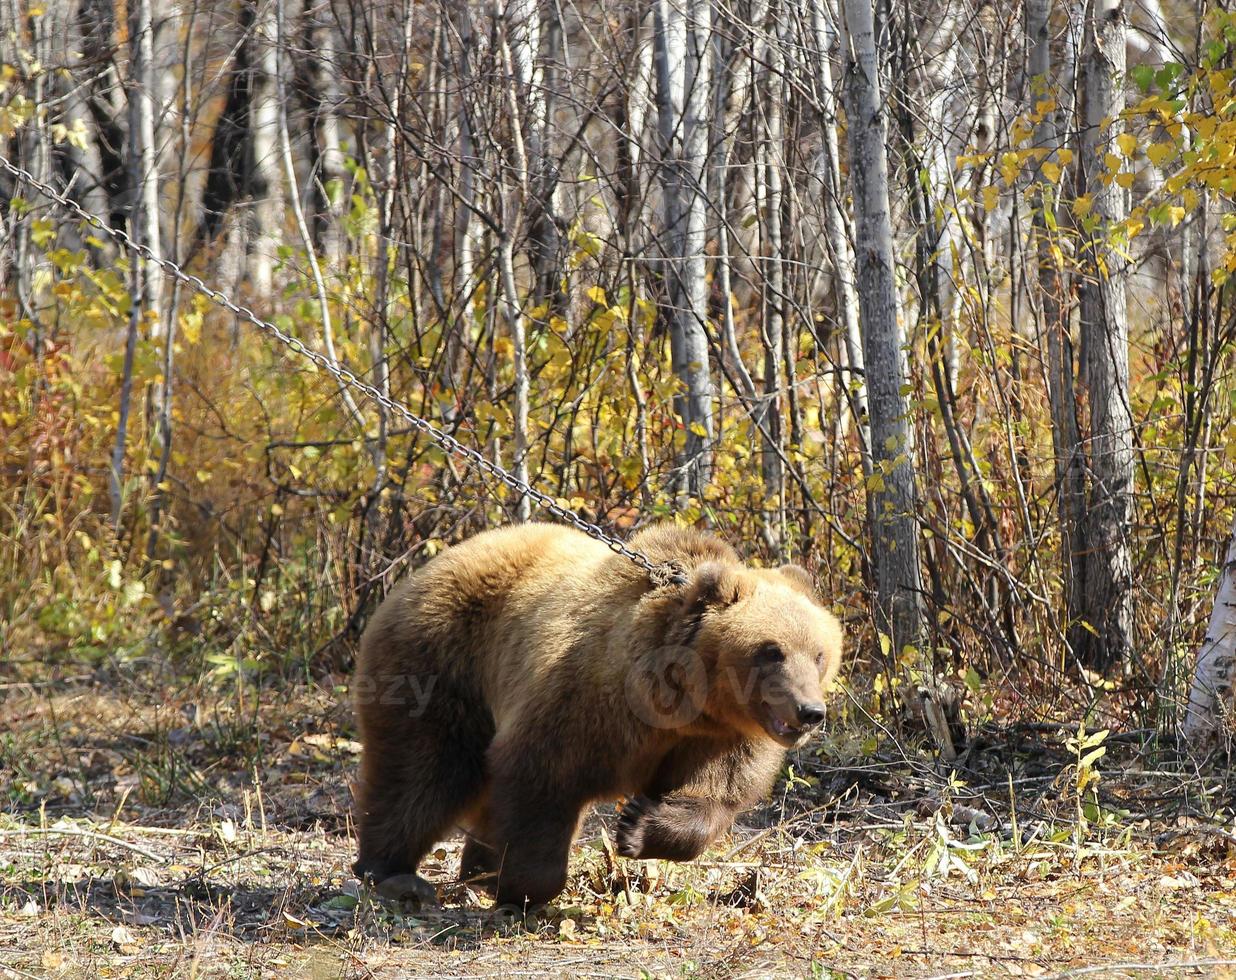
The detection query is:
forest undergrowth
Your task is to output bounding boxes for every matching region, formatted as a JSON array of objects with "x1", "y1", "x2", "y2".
[{"x1": 3, "y1": 656, "x2": 1236, "y2": 978}]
